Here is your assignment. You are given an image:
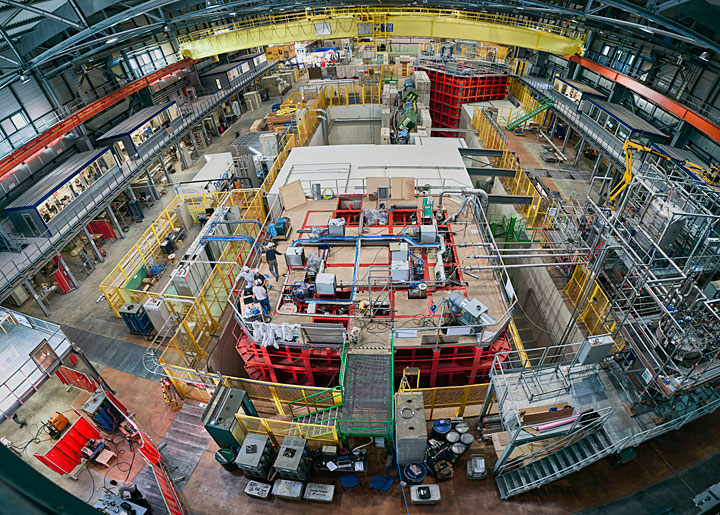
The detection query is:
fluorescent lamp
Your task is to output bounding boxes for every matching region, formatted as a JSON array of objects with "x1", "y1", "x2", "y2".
[{"x1": 106, "y1": 37, "x2": 118, "y2": 44}]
